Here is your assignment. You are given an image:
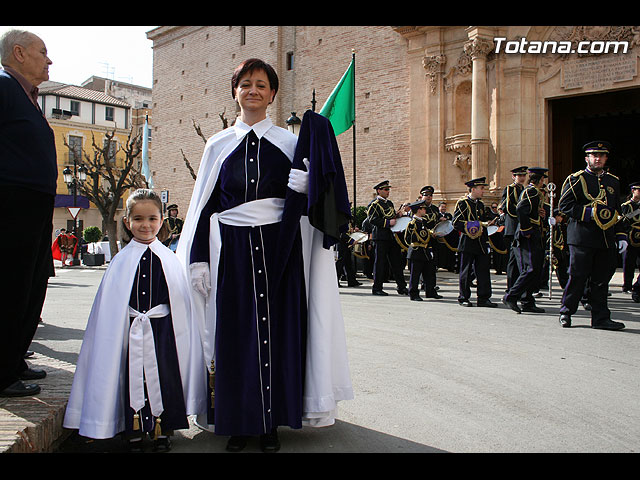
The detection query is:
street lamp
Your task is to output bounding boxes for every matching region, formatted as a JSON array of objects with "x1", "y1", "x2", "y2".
[
  {"x1": 286, "y1": 112, "x2": 301, "y2": 136},
  {"x1": 62, "y1": 161, "x2": 88, "y2": 266}
]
